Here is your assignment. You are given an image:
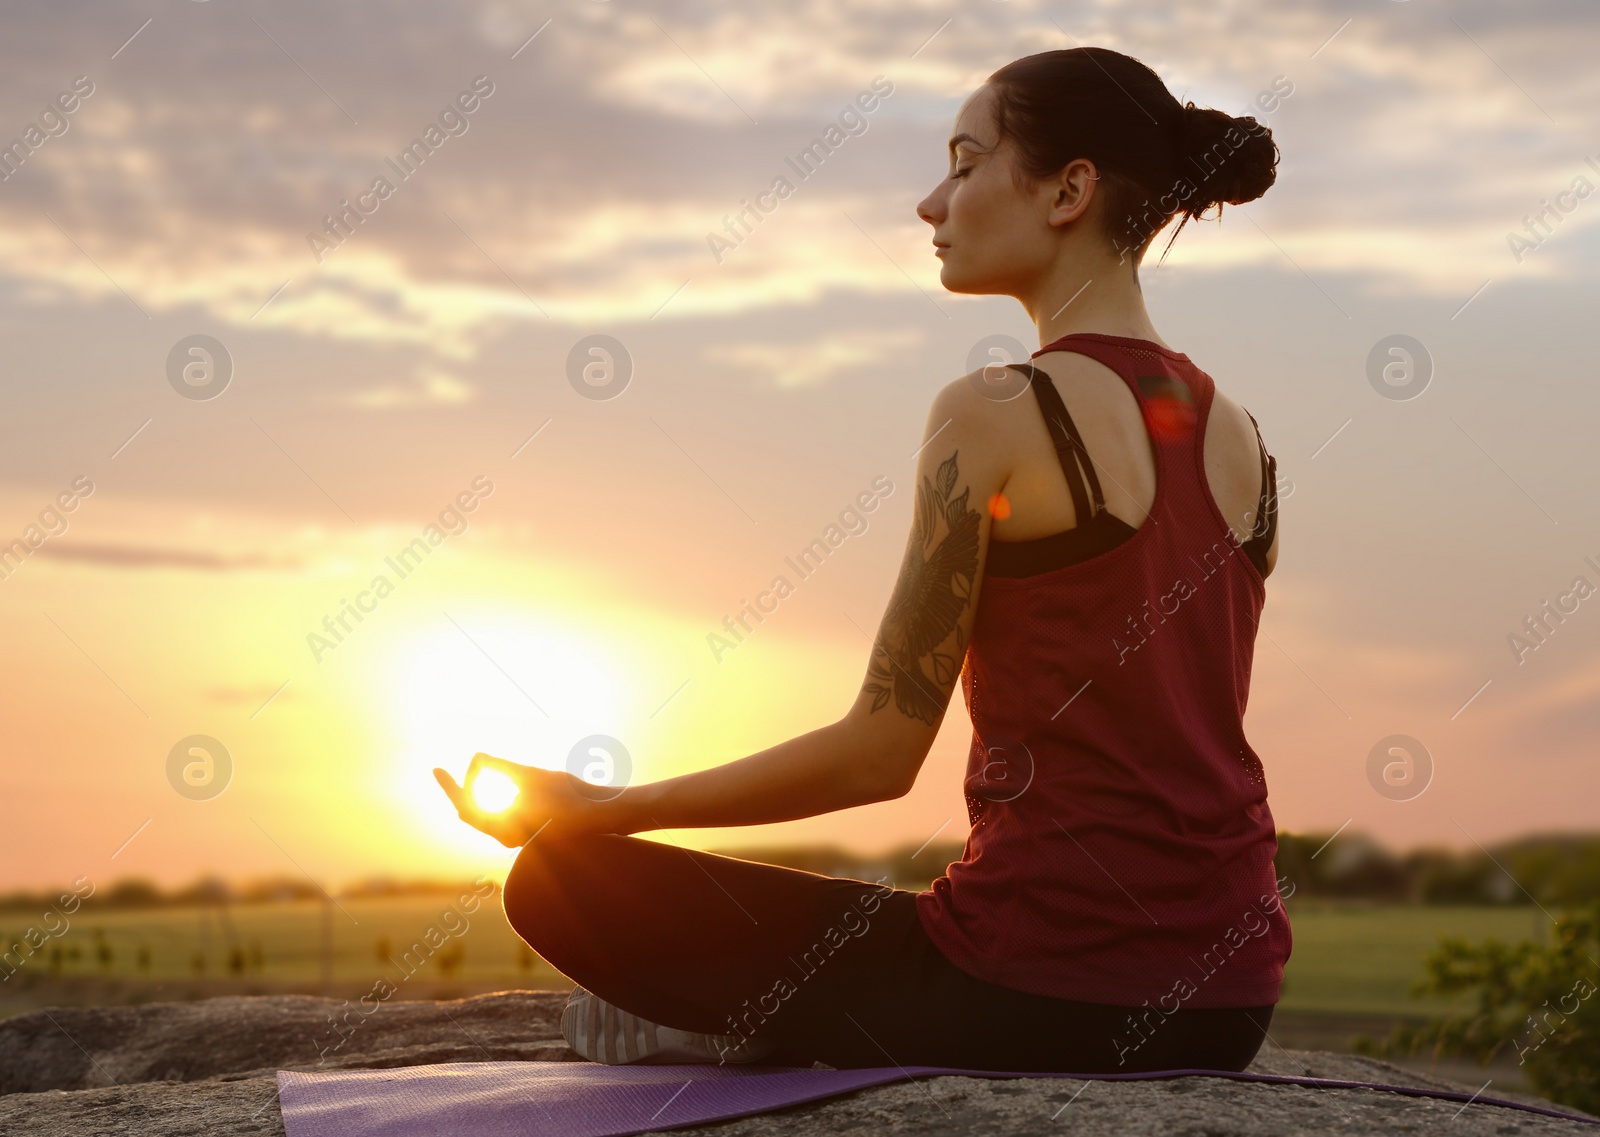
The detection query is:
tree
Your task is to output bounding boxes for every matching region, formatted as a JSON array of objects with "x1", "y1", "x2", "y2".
[
  {"x1": 436, "y1": 943, "x2": 465, "y2": 977},
  {"x1": 92, "y1": 928, "x2": 113, "y2": 970},
  {"x1": 1354, "y1": 902, "x2": 1600, "y2": 1113}
]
